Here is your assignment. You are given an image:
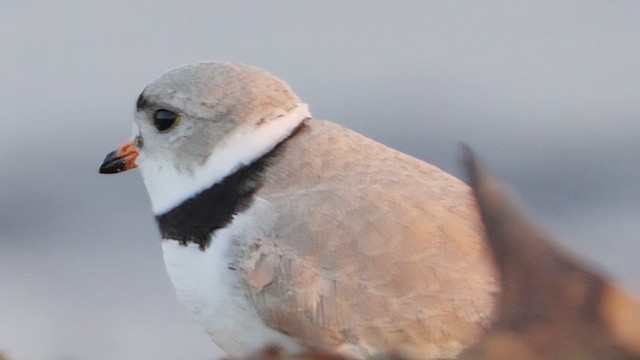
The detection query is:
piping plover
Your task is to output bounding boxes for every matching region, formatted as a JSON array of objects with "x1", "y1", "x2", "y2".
[{"x1": 99, "y1": 62, "x2": 497, "y2": 359}]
